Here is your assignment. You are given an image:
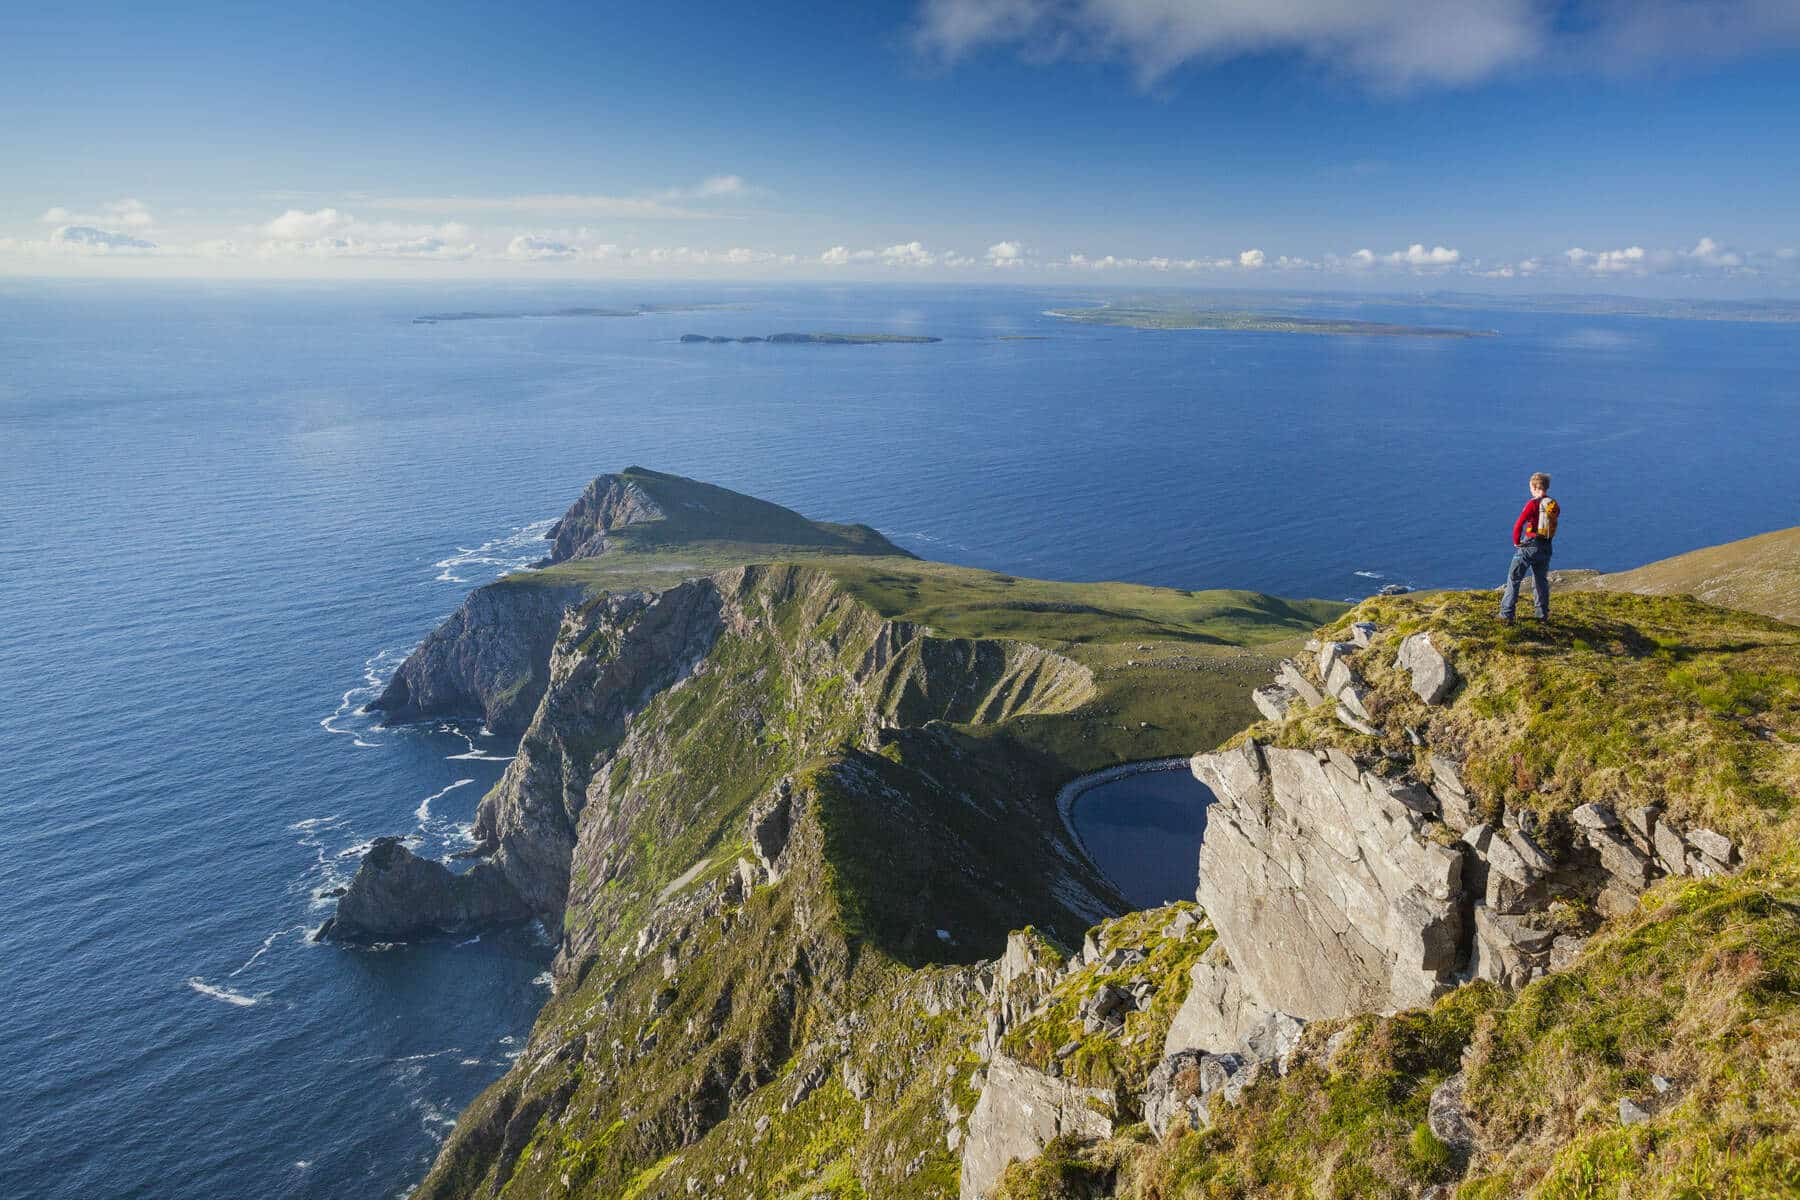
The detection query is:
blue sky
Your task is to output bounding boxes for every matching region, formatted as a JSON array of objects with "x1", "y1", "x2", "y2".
[{"x1": 3, "y1": 0, "x2": 1798, "y2": 292}]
